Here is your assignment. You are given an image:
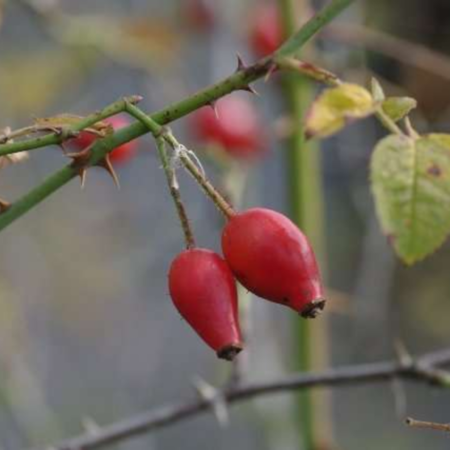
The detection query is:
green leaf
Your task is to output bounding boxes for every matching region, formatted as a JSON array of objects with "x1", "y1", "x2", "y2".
[
  {"x1": 371, "y1": 78, "x2": 385, "y2": 102},
  {"x1": 305, "y1": 83, "x2": 375, "y2": 139},
  {"x1": 372, "y1": 134, "x2": 450, "y2": 264},
  {"x1": 381, "y1": 97, "x2": 417, "y2": 122}
]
